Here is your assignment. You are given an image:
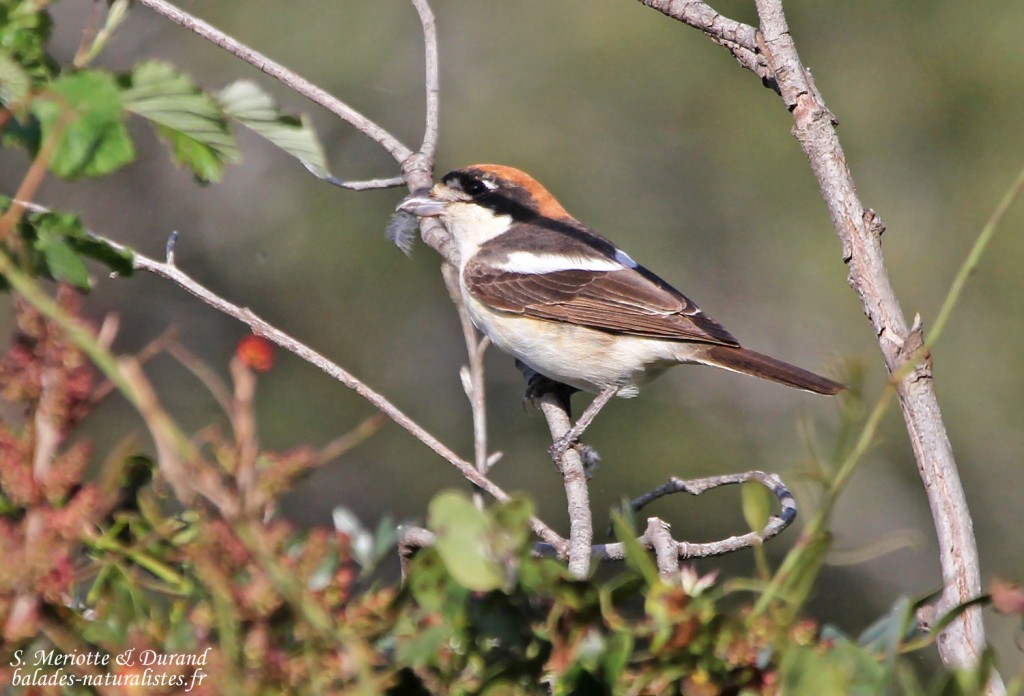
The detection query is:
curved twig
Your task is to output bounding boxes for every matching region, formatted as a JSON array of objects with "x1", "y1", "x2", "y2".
[
  {"x1": 398, "y1": 526, "x2": 437, "y2": 579},
  {"x1": 531, "y1": 470, "x2": 795, "y2": 562}
]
